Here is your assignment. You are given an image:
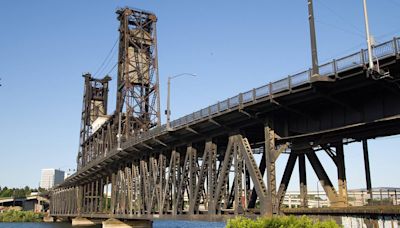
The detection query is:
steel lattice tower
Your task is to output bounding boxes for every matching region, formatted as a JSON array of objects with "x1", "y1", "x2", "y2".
[
  {"x1": 116, "y1": 8, "x2": 161, "y2": 137},
  {"x1": 77, "y1": 73, "x2": 111, "y2": 169}
]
